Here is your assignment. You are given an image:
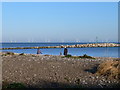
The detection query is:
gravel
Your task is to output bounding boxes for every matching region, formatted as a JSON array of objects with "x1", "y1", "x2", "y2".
[{"x1": 1, "y1": 53, "x2": 119, "y2": 88}]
